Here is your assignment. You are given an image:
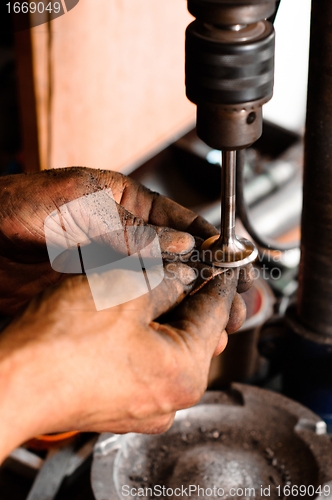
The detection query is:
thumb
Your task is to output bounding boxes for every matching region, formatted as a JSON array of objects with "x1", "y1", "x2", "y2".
[{"x1": 166, "y1": 268, "x2": 239, "y2": 357}]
